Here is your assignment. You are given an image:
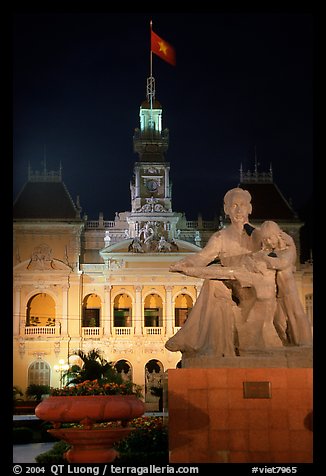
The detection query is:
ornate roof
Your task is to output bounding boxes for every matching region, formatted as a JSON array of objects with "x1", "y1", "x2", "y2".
[
  {"x1": 141, "y1": 99, "x2": 162, "y2": 109},
  {"x1": 13, "y1": 167, "x2": 81, "y2": 220},
  {"x1": 238, "y1": 164, "x2": 300, "y2": 222},
  {"x1": 239, "y1": 182, "x2": 298, "y2": 221}
]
